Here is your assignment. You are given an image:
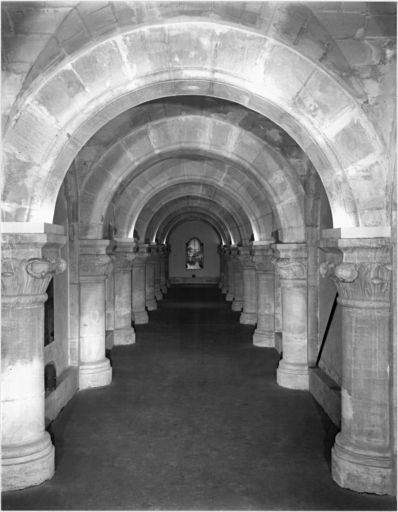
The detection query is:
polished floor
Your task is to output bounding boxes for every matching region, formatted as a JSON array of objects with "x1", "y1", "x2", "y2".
[{"x1": 2, "y1": 285, "x2": 396, "y2": 510}]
